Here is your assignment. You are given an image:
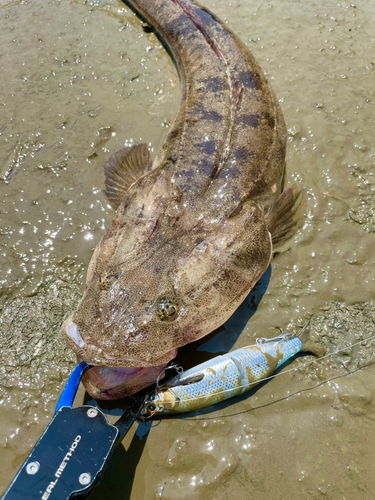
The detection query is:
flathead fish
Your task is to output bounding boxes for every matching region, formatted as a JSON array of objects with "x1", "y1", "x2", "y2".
[{"x1": 63, "y1": 0, "x2": 300, "y2": 400}]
